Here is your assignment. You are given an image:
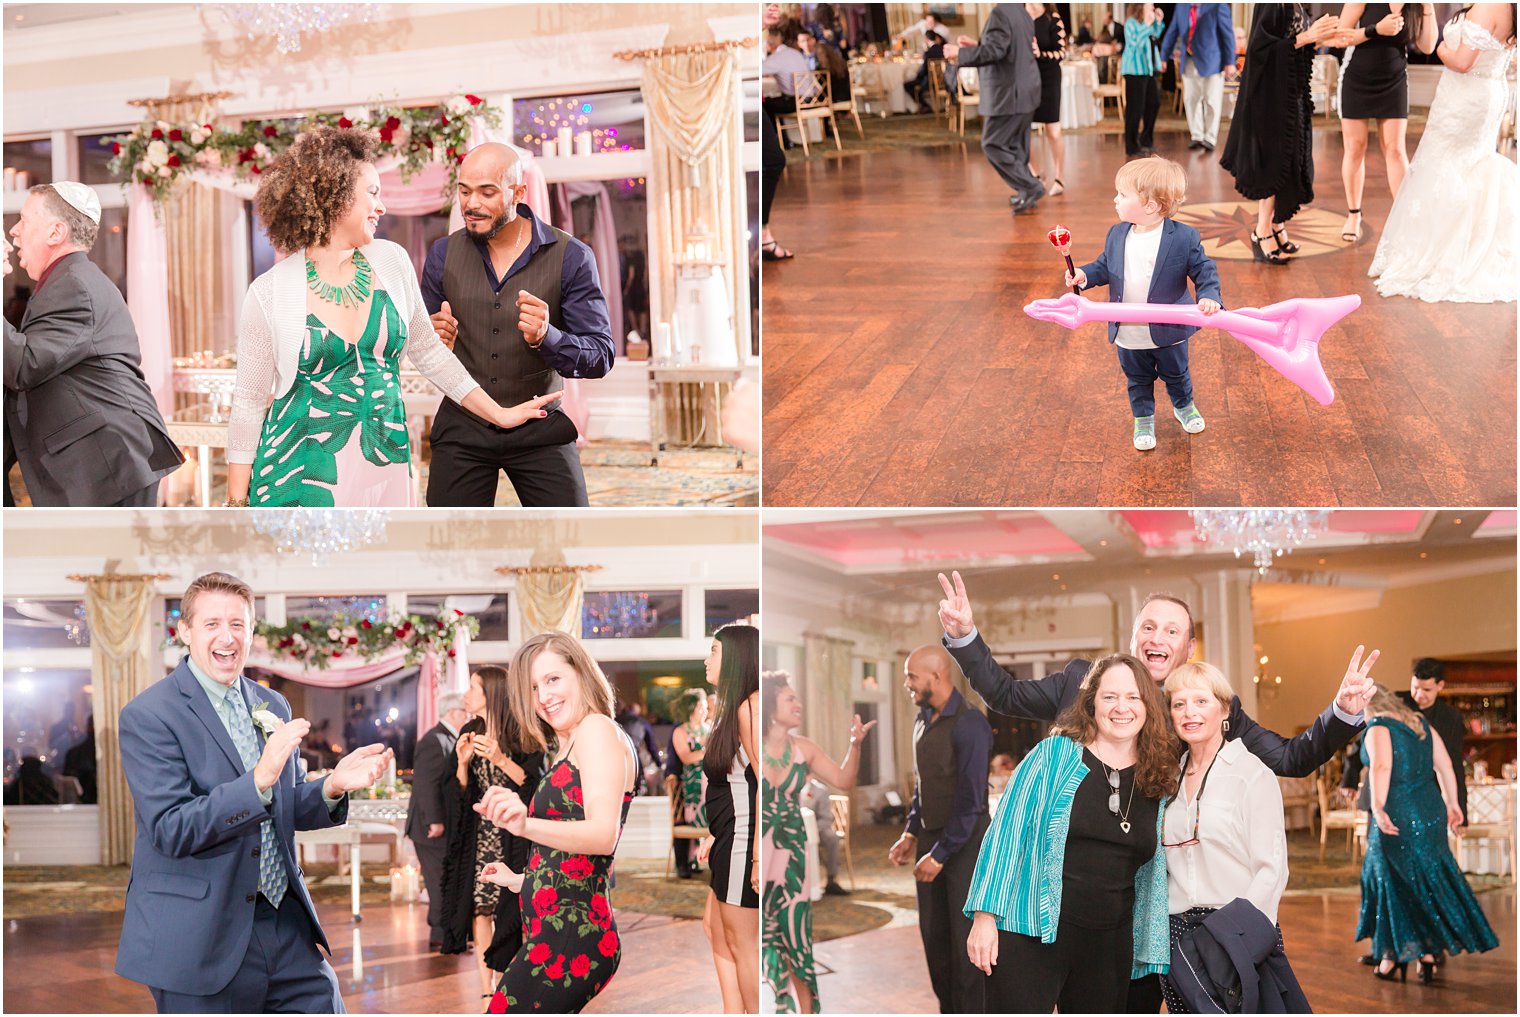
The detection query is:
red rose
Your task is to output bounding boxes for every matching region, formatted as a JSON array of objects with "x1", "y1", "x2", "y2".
[
  {"x1": 301, "y1": 621, "x2": 311, "y2": 630},
  {"x1": 166, "y1": 155, "x2": 181, "y2": 168},
  {"x1": 150, "y1": 128, "x2": 163, "y2": 140},
  {"x1": 560, "y1": 856, "x2": 593, "y2": 880},
  {"x1": 421, "y1": 136, "x2": 433, "y2": 149},
  {"x1": 528, "y1": 941, "x2": 551, "y2": 966},
  {"x1": 385, "y1": 116, "x2": 401, "y2": 131},
  {"x1": 331, "y1": 649, "x2": 341, "y2": 657},
  {"x1": 167, "y1": 626, "x2": 176, "y2": 638},
  {"x1": 529, "y1": 916, "x2": 541, "y2": 938},
  {"x1": 168, "y1": 128, "x2": 183, "y2": 142},
  {"x1": 346, "y1": 636, "x2": 357, "y2": 645},
  {"x1": 447, "y1": 649, "x2": 457, "y2": 658},
  {"x1": 550, "y1": 764, "x2": 572, "y2": 788},
  {"x1": 111, "y1": 142, "x2": 122, "y2": 155},
  {"x1": 466, "y1": 94, "x2": 483, "y2": 105},
  {"x1": 545, "y1": 955, "x2": 565, "y2": 979},
  {"x1": 263, "y1": 125, "x2": 278, "y2": 137},
  {"x1": 532, "y1": 886, "x2": 559, "y2": 916},
  {"x1": 568, "y1": 785, "x2": 583, "y2": 805},
  {"x1": 454, "y1": 608, "x2": 464, "y2": 616},
  {"x1": 598, "y1": 929, "x2": 618, "y2": 957},
  {"x1": 440, "y1": 114, "x2": 449, "y2": 125},
  {"x1": 529, "y1": 851, "x2": 542, "y2": 870},
  {"x1": 588, "y1": 894, "x2": 611, "y2": 928},
  {"x1": 487, "y1": 990, "x2": 507, "y2": 1014},
  {"x1": 338, "y1": 117, "x2": 353, "y2": 129},
  {"x1": 569, "y1": 954, "x2": 590, "y2": 978},
  {"x1": 250, "y1": 165, "x2": 261, "y2": 174}
]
